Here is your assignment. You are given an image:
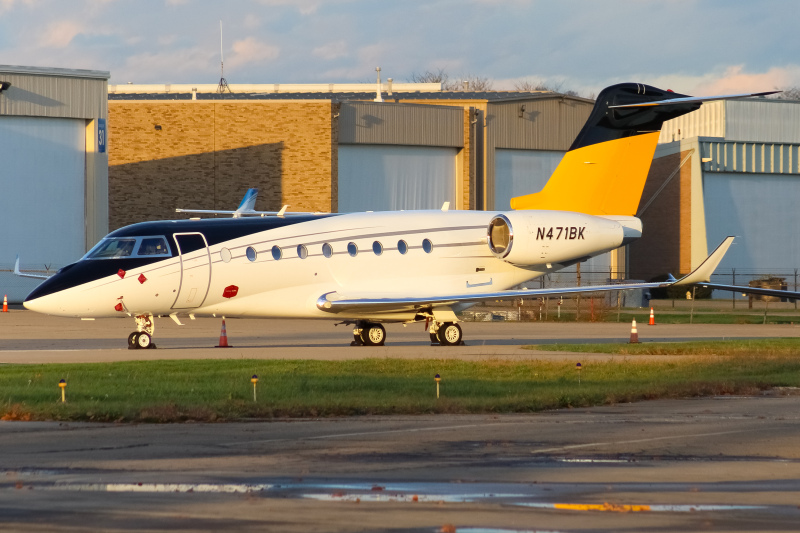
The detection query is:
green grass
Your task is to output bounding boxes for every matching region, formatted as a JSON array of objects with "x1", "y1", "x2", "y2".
[
  {"x1": 525, "y1": 338, "x2": 800, "y2": 356},
  {"x1": 3, "y1": 355, "x2": 800, "y2": 422}
]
